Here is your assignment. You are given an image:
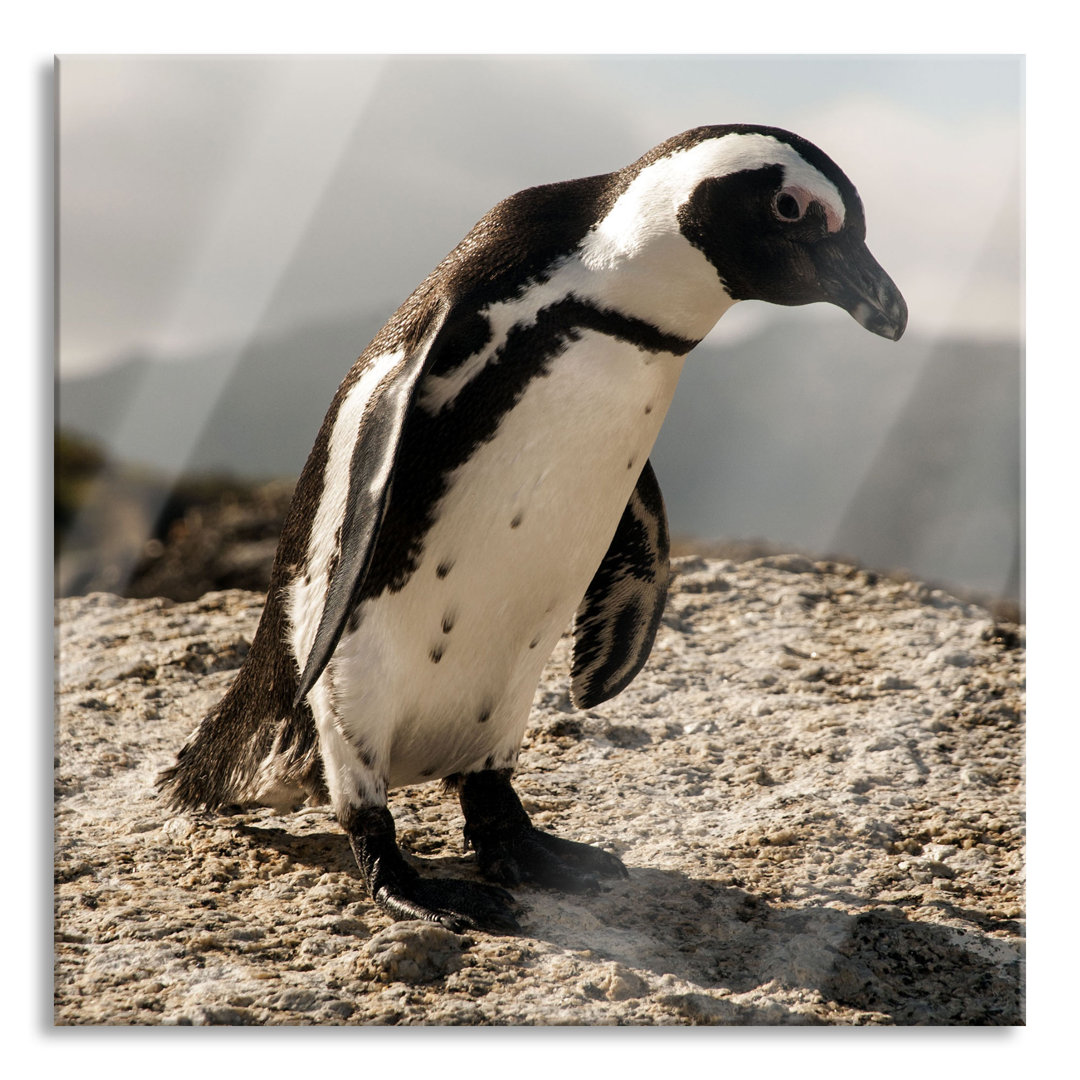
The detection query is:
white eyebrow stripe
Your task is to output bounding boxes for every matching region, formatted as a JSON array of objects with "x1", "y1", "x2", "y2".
[{"x1": 582, "y1": 132, "x2": 846, "y2": 268}]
